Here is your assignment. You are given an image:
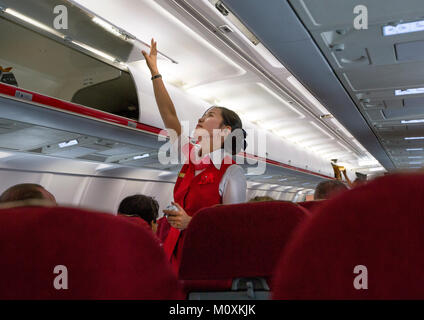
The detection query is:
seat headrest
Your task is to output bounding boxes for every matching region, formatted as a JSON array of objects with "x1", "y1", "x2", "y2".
[
  {"x1": 273, "y1": 173, "x2": 424, "y2": 299},
  {"x1": 179, "y1": 201, "x2": 307, "y2": 280},
  {"x1": 0, "y1": 206, "x2": 182, "y2": 299}
]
